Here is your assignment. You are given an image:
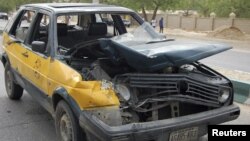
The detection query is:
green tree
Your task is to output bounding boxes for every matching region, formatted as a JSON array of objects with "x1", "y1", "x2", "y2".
[
  {"x1": 1, "y1": 0, "x2": 54, "y2": 12},
  {"x1": 3, "y1": 0, "x2": 250, "y2": 18},
  {"x1": 104, "y1": 0, "x2": 175, "y2": 21},
  {"x1": 0, "y1": 0, "x2": 15, "y2": 12},
  {"x1": 176, "y1": 0, "x2": 250, "y2": 18}
]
